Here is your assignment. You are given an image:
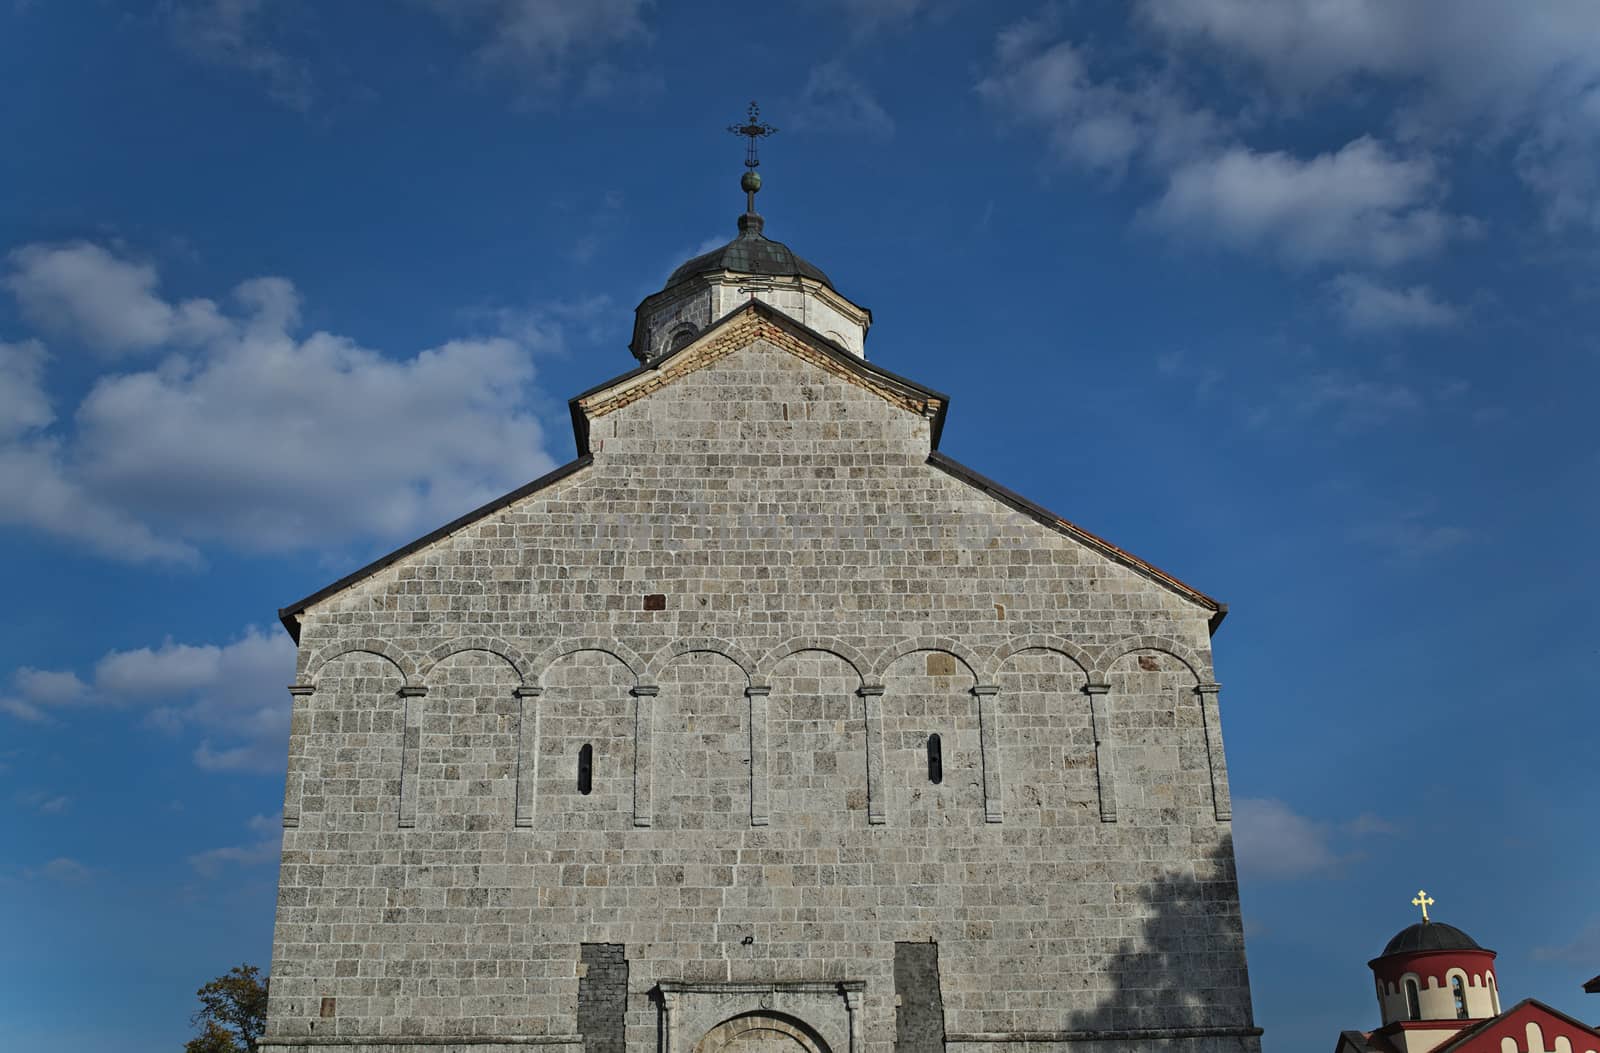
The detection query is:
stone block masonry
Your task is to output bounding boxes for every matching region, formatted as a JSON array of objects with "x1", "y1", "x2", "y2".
[{"x1": 260, "y1": 310, "x2": 1259, "y2": 1053}]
